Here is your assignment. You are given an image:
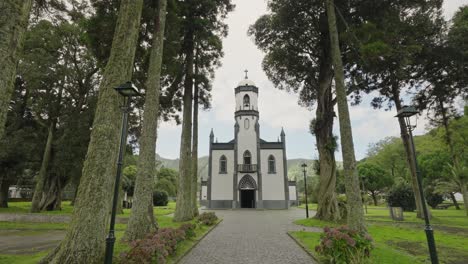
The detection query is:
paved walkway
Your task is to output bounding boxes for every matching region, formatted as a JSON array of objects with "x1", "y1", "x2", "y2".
[{"x1": 180, "y1": 208, "x2": 318, "y2": 264}]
